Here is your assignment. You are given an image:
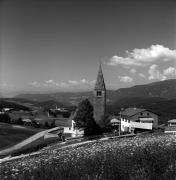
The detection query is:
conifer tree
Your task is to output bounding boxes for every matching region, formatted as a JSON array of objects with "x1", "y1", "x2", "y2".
[{"x1": 73, "y1": 99, "x2": 102, "y2": 136}]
